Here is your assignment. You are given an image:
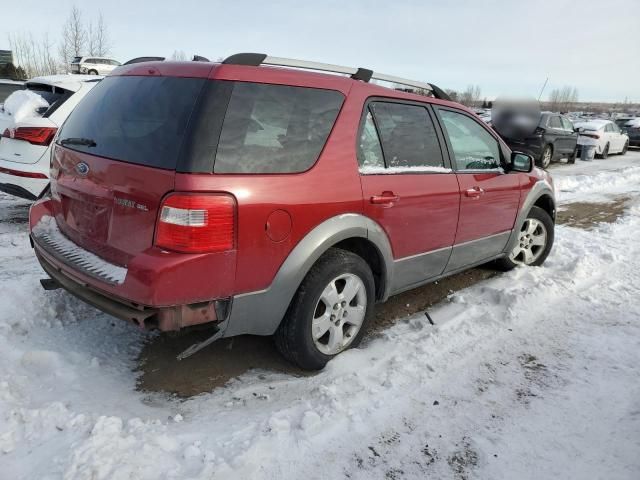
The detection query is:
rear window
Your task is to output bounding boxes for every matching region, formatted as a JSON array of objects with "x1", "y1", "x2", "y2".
[
  {"x1": 214, "y1": 83, "x2": 343, "y2": 173},
  {"x1": 26, "y1": 84, "x2": 71, "y2": 117},
  {"x1": 57, "y1": 76, "x2": 206, "y2": 169},
  {"x1": 72, "y1": 57, "x2": 82, "y2": 63}
]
